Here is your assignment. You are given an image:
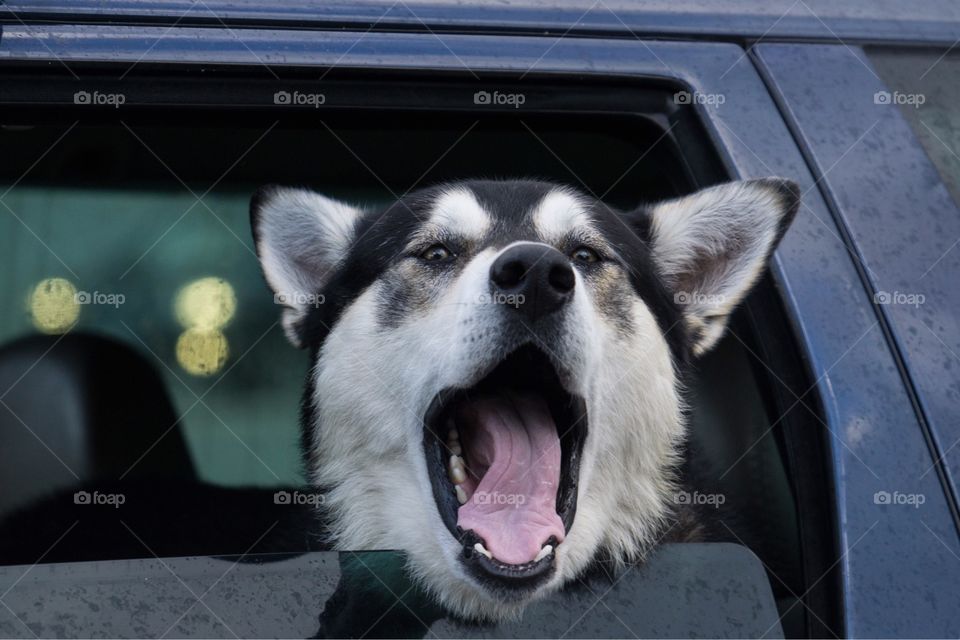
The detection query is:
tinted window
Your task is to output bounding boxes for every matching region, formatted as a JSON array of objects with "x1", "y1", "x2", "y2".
[{"x1": 867, "y1": 47, "x2": 960, "y2": 207}]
